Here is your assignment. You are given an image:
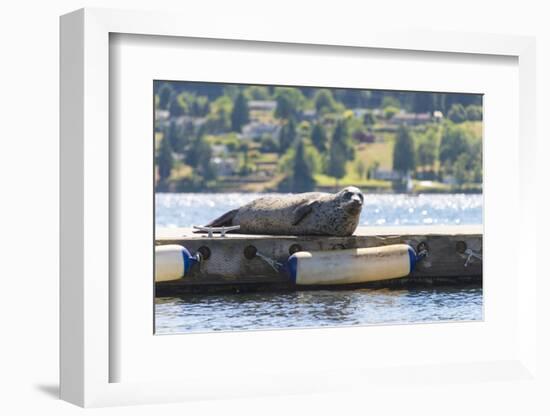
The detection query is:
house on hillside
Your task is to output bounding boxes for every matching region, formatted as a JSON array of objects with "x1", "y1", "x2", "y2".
[
  {"x1": 155, "y1": 109, "x2": 169, "y2": 122},
  {"x1": 390, "y1": 112, "x2": 432, "y2": 126},
  {"x1": 371, "y1": 169, "x2": 401, "y2": 181},
  {"x1": 300, "y1": 109, "x2": 317, "y2": 121},
  {"x1": 241, "y1": 121, "x2": 281, "y2": 140},
  {"x1": 173, "y1": 115, "x2": 207, "y2": 130},
  {"x1": 211, "y1": 144, "x2": 228, "y2": 156},
  {"x1": 211, "y1": 157, "x2": 238, "y2": 177},
  {"x1": 248, "y1": 100, "x2": 277, "y2": 112},
  {"x1": 352, "y1": 108, "x2": 369, "y2": 118}
]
